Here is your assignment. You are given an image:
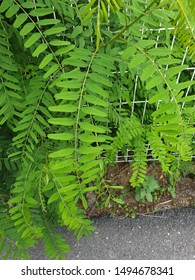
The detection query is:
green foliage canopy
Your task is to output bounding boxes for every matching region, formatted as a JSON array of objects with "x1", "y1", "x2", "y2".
[{"x1": 0, "y1": 0, "x2": 194, "y2": 259}]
